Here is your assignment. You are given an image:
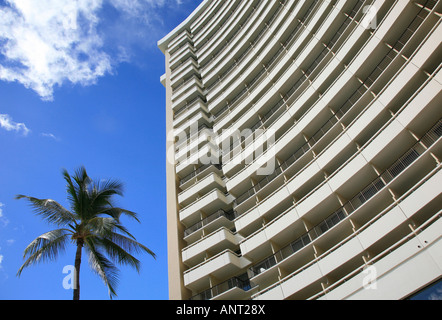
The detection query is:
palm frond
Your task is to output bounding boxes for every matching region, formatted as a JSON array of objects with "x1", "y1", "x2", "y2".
[
  {"x1": 62, "y1": 168, "x2": 79, "y2": 210},
  {"x1": 71, "y1": 166, "x2": 93, "y2": 220},
  {"x1": 95, "y1": 237, "x2": 142, "y2": 272},
  {"x1": 85, "y1": 238, "x2": 119, "y2": 299},
  {"x1": 108, "y1": 232, "x2": 156, "y2": 260},
  {"x1": 15, "y1": 195, "x2": 77, "y2": 227},
  {"x1": 86, "y1": 217, "x2": 118, "y2": 238},
  {"x1": 94, "y1": 178, "x2": 124, "y2": 198},
  {"x1": 17, "y1": 229, "x2": 71, "y2": 276},
  {"x1": 101, "y1": 207, "x2": 140, "y2": 223}
]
